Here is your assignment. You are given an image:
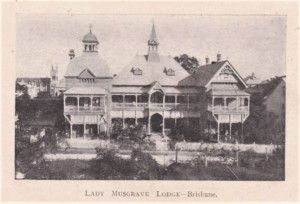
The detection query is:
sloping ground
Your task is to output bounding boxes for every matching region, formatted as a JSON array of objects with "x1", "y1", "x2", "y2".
[
  {"x1": 164, "y1": 162, "x2": 282, "y2": 181},
  {"x1": 40, "y1": 158, "x2": 283, "y2": 181}
]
